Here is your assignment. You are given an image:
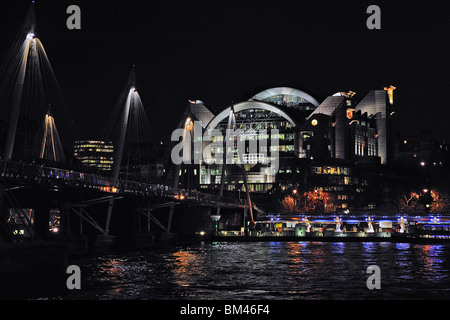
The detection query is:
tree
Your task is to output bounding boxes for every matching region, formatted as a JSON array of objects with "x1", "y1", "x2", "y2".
[
  {"x1": 430, "y1": 189, "x2": 450, "y2": 214},
  {"x1": 279, "y1": 195, "x2": 296, "y2": 213},
  {"x1": 397, "y1": 192, "x2": 421, "y2": 213},
  {"x1": 302, "y1": 189, "x2": 336, "y2": 213},
  {"x1": 279, "y1": 189, "x2": 336, "y2": 214}
]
